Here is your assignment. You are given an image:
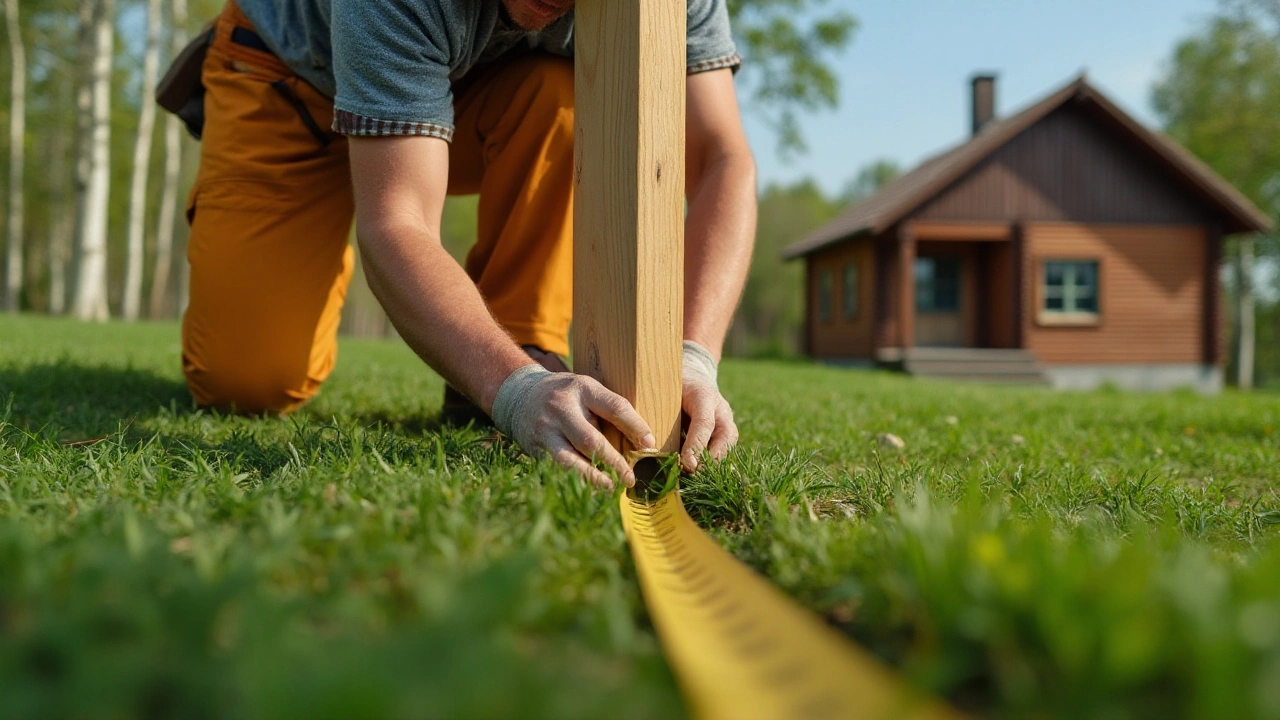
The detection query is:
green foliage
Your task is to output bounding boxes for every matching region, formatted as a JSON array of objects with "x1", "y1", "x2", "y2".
[
  {"x1": 5, "y1": 316, "x2": 1280, "y2": 717},
  {"x1": 727, "y1": 0, "x2": 857, "y2": 153},
  {"x1": 730, "y1": 179, "x2": 841, "y2": 358},
  {"x1": 841, "y1": 159, "x2": 902, "y2": 204},
  {"x1": 1152, "y1": 12, "x2": 1280, "y2": 217},
  {"x1": 440, "y1": 196, "x2": 479, "y2": 263},
  {"x1": 731, "y1": 165, "x2": 898, "y2": 359}
]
